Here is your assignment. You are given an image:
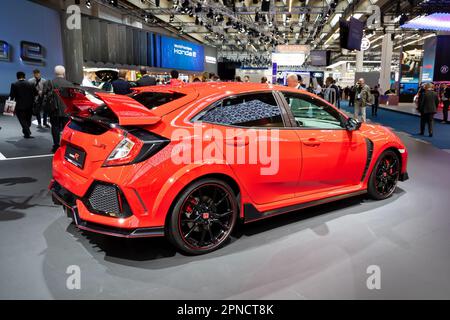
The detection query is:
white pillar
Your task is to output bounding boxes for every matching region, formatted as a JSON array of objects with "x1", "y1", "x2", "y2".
[
  {"x1": 379, "y1": 34, "x2": 393, "y2": 94},
  {"x1": 356, "y1": 50, "x2": 364, "y2": 73}
]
